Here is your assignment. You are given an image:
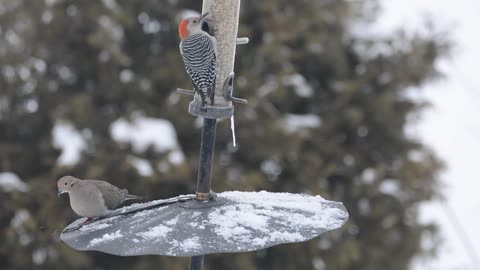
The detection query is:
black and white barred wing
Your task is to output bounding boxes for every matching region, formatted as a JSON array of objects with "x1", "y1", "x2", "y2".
[{"x1": 180, "y1": 33, "x2": 216, "y2": 104}]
